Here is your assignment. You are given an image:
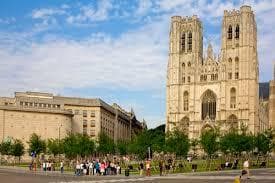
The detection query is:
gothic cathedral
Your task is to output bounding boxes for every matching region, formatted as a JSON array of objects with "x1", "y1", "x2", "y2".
[{"x1": 166, "y1": 5, "x2": 259, "y2": 138}]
